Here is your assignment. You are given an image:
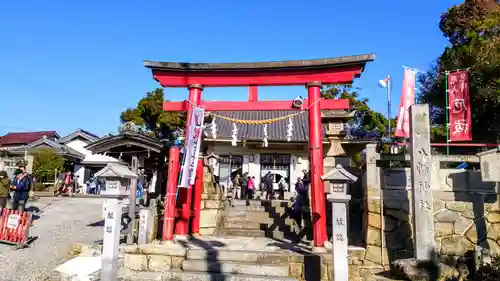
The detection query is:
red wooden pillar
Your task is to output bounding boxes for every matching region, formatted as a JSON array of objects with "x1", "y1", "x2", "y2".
[
  {"x1": 306, "y1": 82, "x2": 328, "y2": 248},
  {"x1": 176, "y1": 84, "x2": 203, "y2": 236},
  {"x1": 191, "y1": 158, "x2": 204, "y2": 235},
  {"x1": 163, "y1": 146, "x2": 180, "y2": 241}
]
